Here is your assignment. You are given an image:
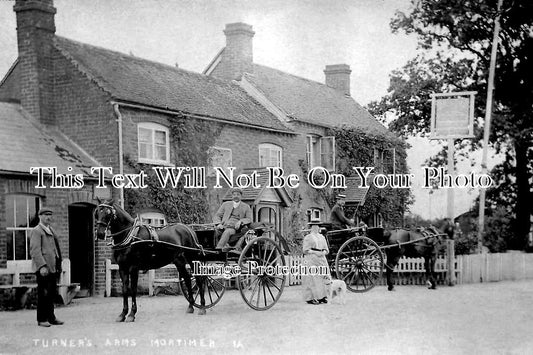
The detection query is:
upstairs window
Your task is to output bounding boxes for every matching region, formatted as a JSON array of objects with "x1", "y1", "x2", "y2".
[
  {"x1": 373, "y1": 148, "x2": 396, "y2": 174},
  {"x1": 6, "y1": 195, "x2": 40, "y2": 261},
  {"x1": 138, "y1": 123, "x2": 170, "y2": 164},
  {"x1": 306, "y1": 135, "x2": 335, "y2": 171},
  {"x1": 259, "y1": 143, "x2": 282, "y2": 168}
]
